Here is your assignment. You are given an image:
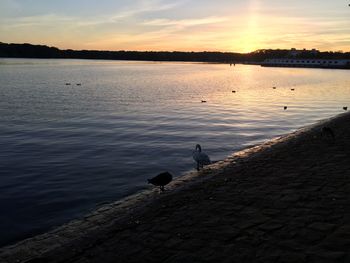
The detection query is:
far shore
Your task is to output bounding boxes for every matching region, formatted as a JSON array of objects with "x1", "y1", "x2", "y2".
[
  {"x1": 1, "y1": 112, "x2": 350, "y2": 263},
  {"x1": 2, "y1": 56, "x2": 350, "y2": 70},
  {"x1": 1, "y1": 43, "x2": 350, "y2": 69}
]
